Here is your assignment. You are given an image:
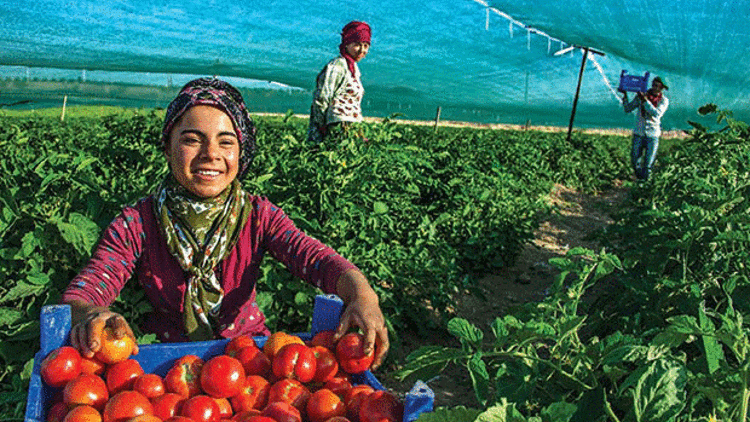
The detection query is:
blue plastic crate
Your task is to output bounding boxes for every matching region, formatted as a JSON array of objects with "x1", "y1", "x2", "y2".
[
  {"x1": 25, "y1": 294, "x2": 433, "y2": 422},
  {"x1": 618, "y1": 69, "x2": 650, "y2": 92}
]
